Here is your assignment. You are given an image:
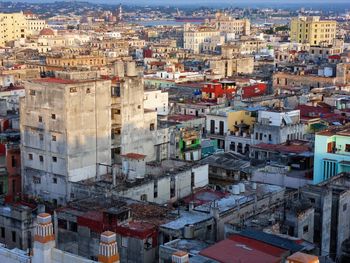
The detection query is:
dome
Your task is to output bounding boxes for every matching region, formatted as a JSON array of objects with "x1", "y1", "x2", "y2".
[{"x1": 39, "y1": 28, "x2": 54, "y2": 36}]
